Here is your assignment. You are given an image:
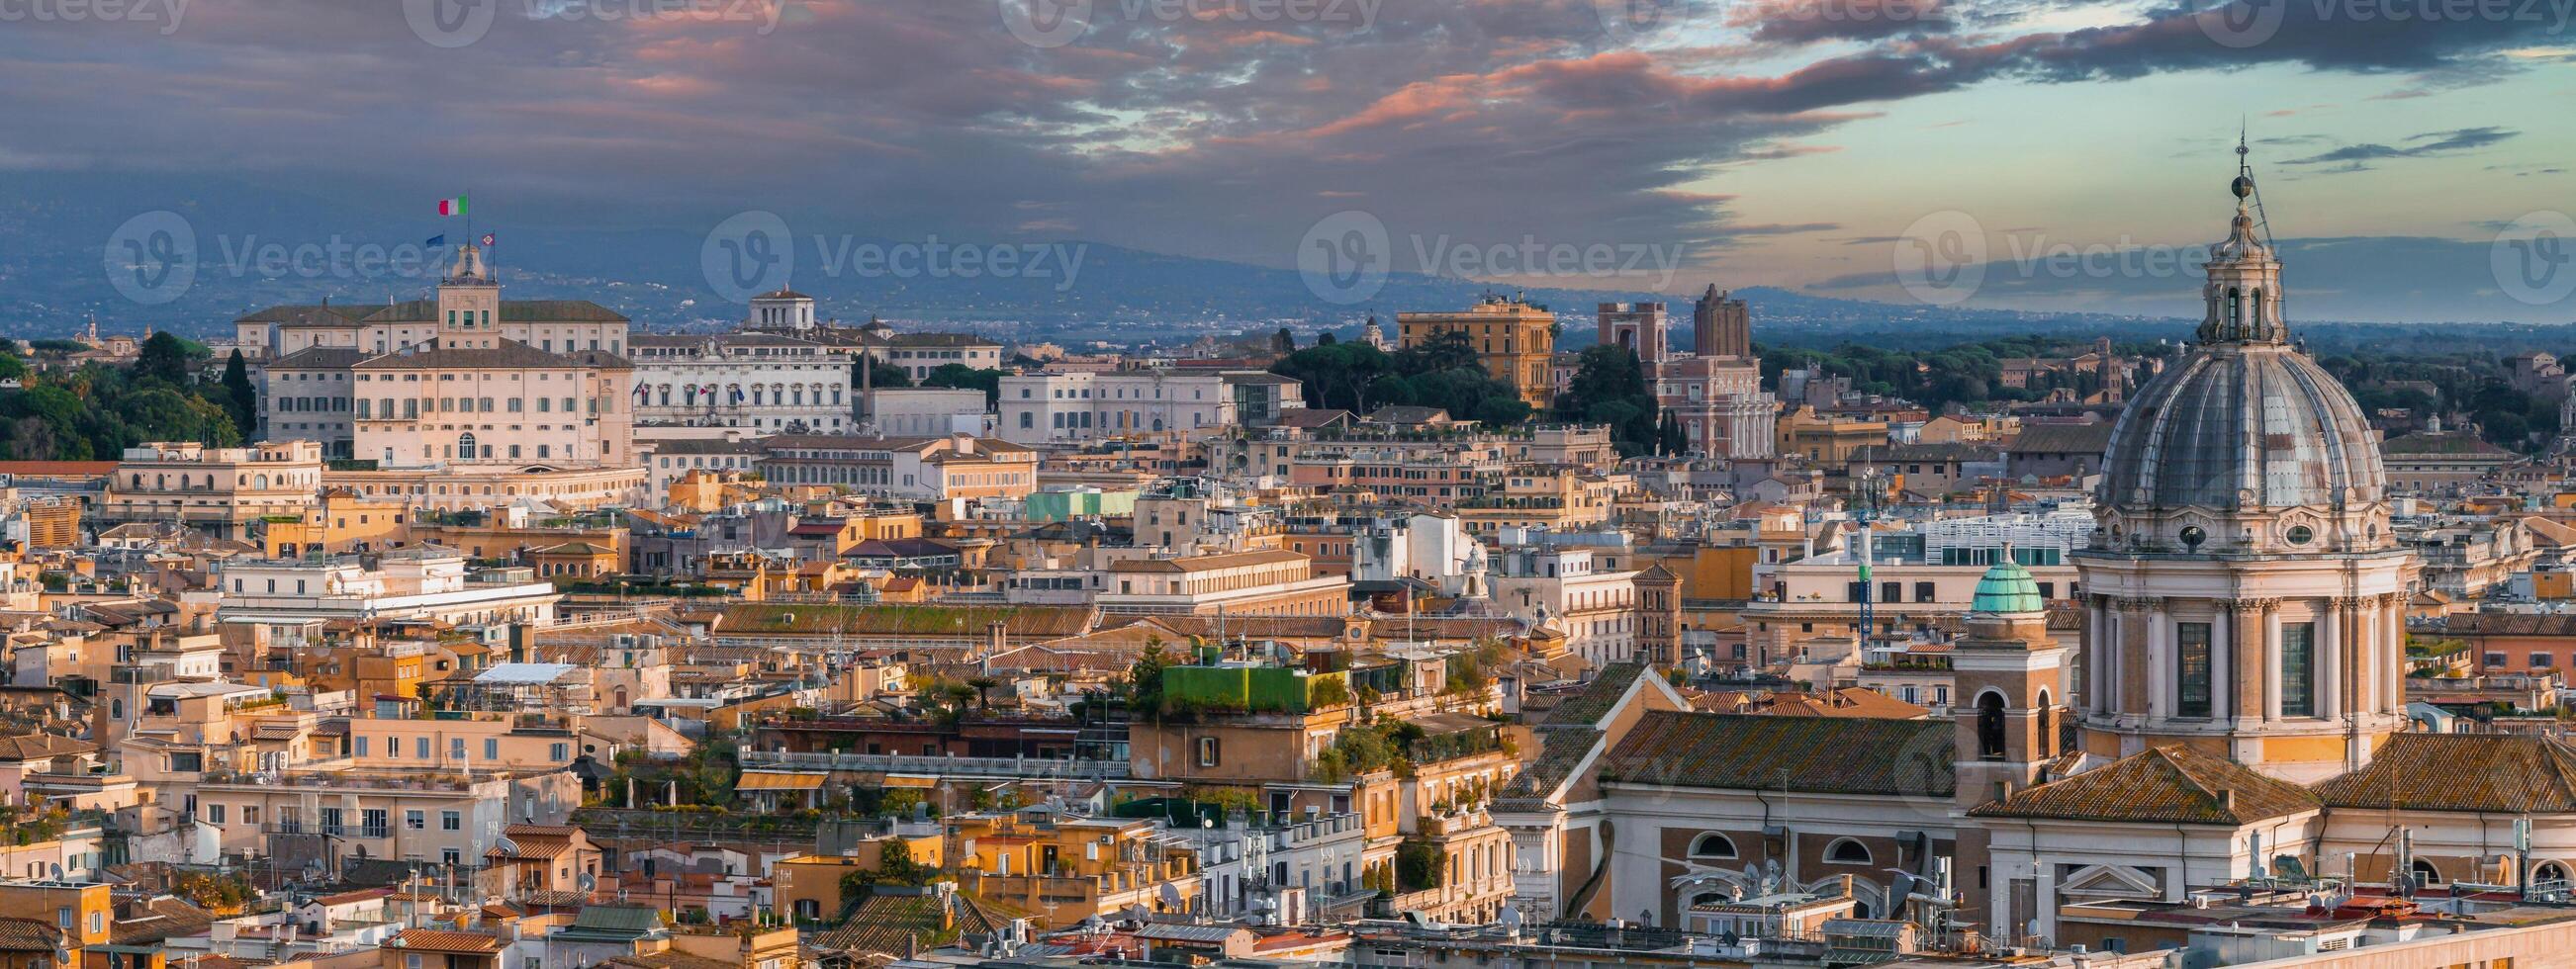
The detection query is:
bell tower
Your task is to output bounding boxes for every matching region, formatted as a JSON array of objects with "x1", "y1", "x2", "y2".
[
  {"x1": 1950, "y1": 551, "x2": 2070, "y2": 925},
  {"x1": 1951, "y1": 551, "x2": 2070, "y2": 810},
  {"x1": 435, "y1": 243, "x2": 500, "y2": 349}
]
